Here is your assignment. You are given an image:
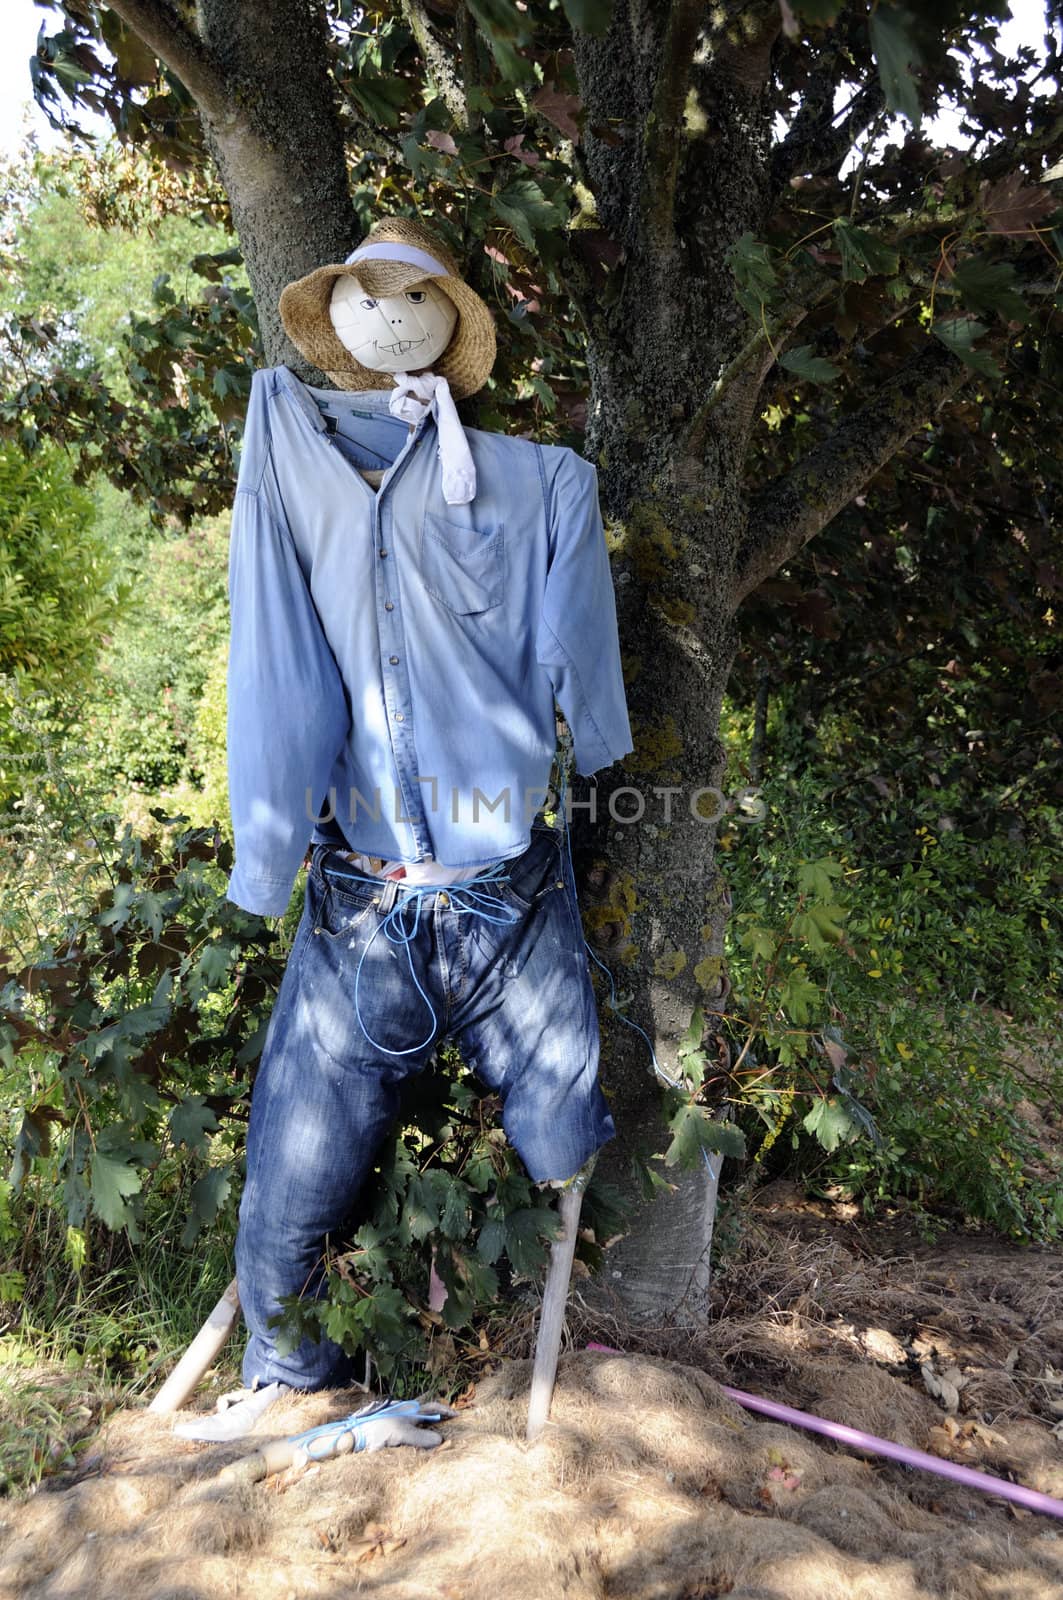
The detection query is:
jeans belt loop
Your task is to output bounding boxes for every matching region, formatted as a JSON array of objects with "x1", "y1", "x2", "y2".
[{"x1": 377, "y1": 877, "x2": 403, "y2": 915}]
